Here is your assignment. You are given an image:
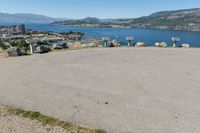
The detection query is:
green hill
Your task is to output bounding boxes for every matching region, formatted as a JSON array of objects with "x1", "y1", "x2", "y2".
[{"x1": 53, "y1": 8, "x2": 200, "y2": 32}]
